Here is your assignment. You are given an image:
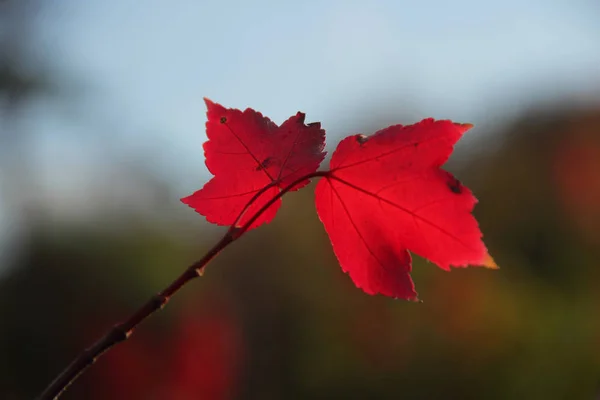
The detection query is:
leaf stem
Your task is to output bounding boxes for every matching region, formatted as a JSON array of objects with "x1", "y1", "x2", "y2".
[
  {"x1": 36, "y1": 170, "x2": 331, "y2": 400},
  {"x1": 228, "y1": 178, "x2": 281, "y2": 233}
]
